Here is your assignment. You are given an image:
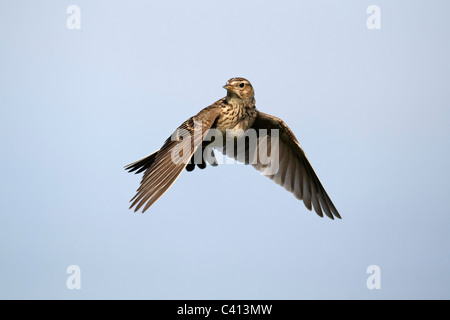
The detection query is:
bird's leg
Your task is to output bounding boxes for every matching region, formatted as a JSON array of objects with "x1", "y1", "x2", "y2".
[{"x1": 185, "y1": 142, "x2": 217, "y2": 171}]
